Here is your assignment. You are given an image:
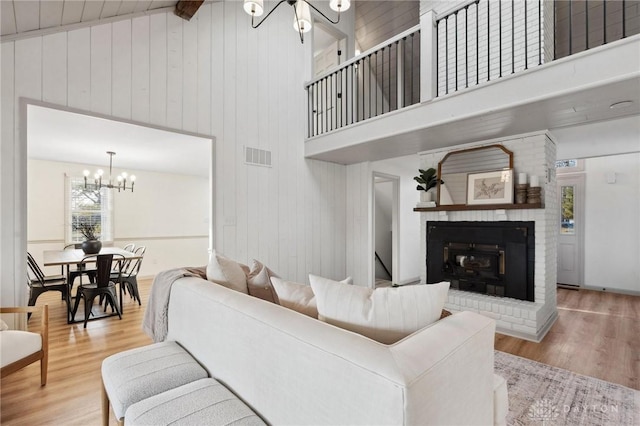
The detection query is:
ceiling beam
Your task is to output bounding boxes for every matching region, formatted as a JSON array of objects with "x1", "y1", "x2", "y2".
[{"x1": 174, "y1": 0, "x2": 205, "y2": 21}]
